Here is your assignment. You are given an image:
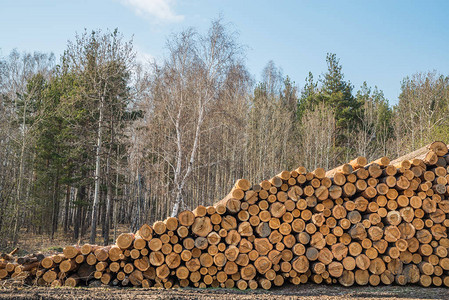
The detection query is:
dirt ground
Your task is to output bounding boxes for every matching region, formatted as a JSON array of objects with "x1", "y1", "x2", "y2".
[{"x1": 0, "y1": 283, "x2": 448, "y2": 300}]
